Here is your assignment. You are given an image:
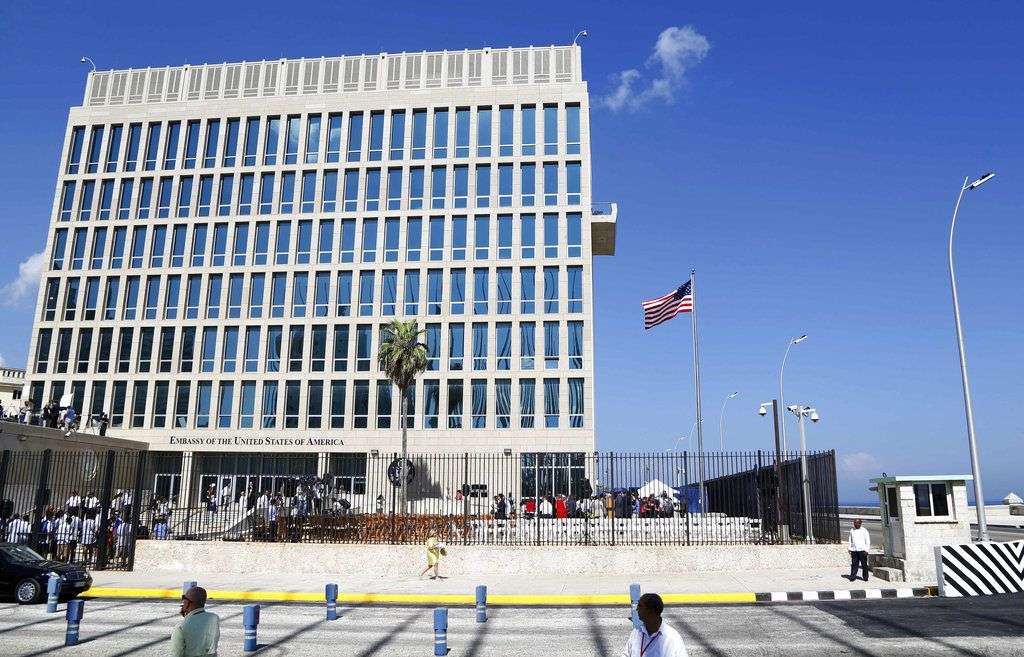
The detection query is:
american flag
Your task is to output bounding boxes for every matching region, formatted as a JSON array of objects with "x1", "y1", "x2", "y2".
[{"x1": 642, "y1": 281, "x2": 693, "y2": 330}]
